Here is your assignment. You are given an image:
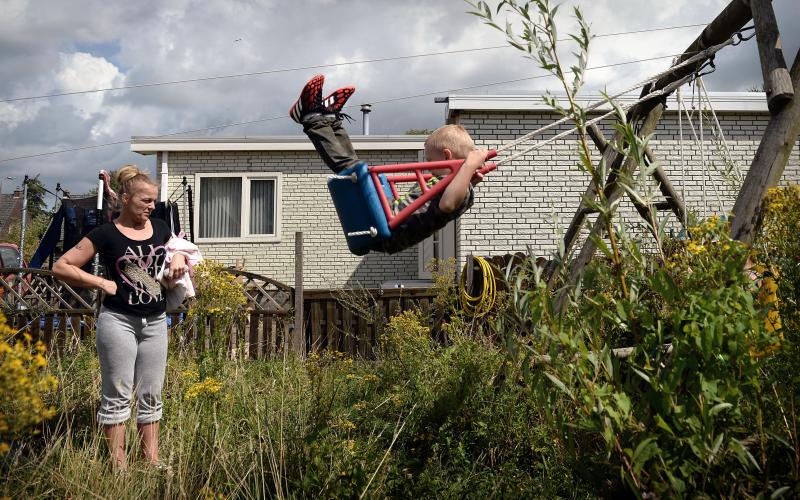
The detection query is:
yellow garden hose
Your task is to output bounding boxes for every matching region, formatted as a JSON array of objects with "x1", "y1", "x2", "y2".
[{"x1": 460, "y1": 256, "x2": 497, "y2": 317}]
